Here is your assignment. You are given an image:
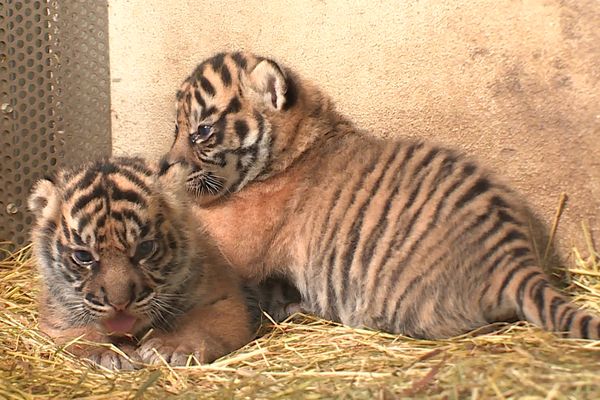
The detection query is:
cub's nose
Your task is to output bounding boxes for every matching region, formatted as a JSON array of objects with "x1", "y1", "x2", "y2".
[
  {"x1": 103, "y1": 282, "x2": 136, "y2": 311},
  {"x1": 108, "y1": 300, "x2": 130, "y2": 311}
]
